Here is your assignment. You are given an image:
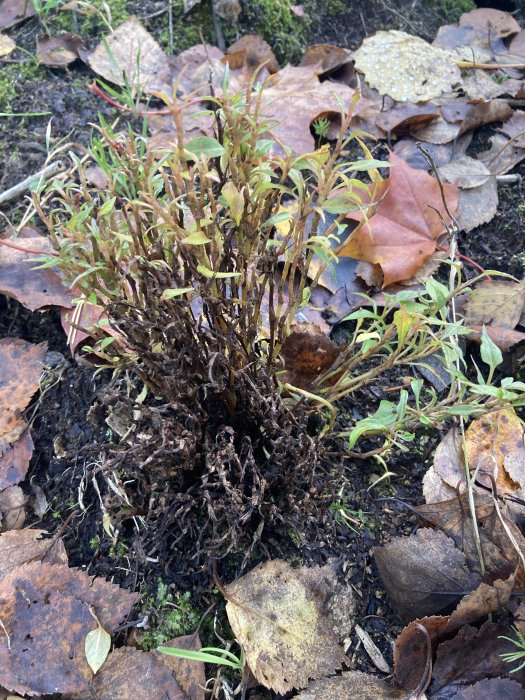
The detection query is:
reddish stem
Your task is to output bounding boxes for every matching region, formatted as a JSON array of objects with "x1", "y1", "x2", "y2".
[
  {"x1": 0, "y1": 237, "x2": 58, "y2": 256},
  {"x1": 436, "y1": 244, "x2": 489, "y2": 278}
]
